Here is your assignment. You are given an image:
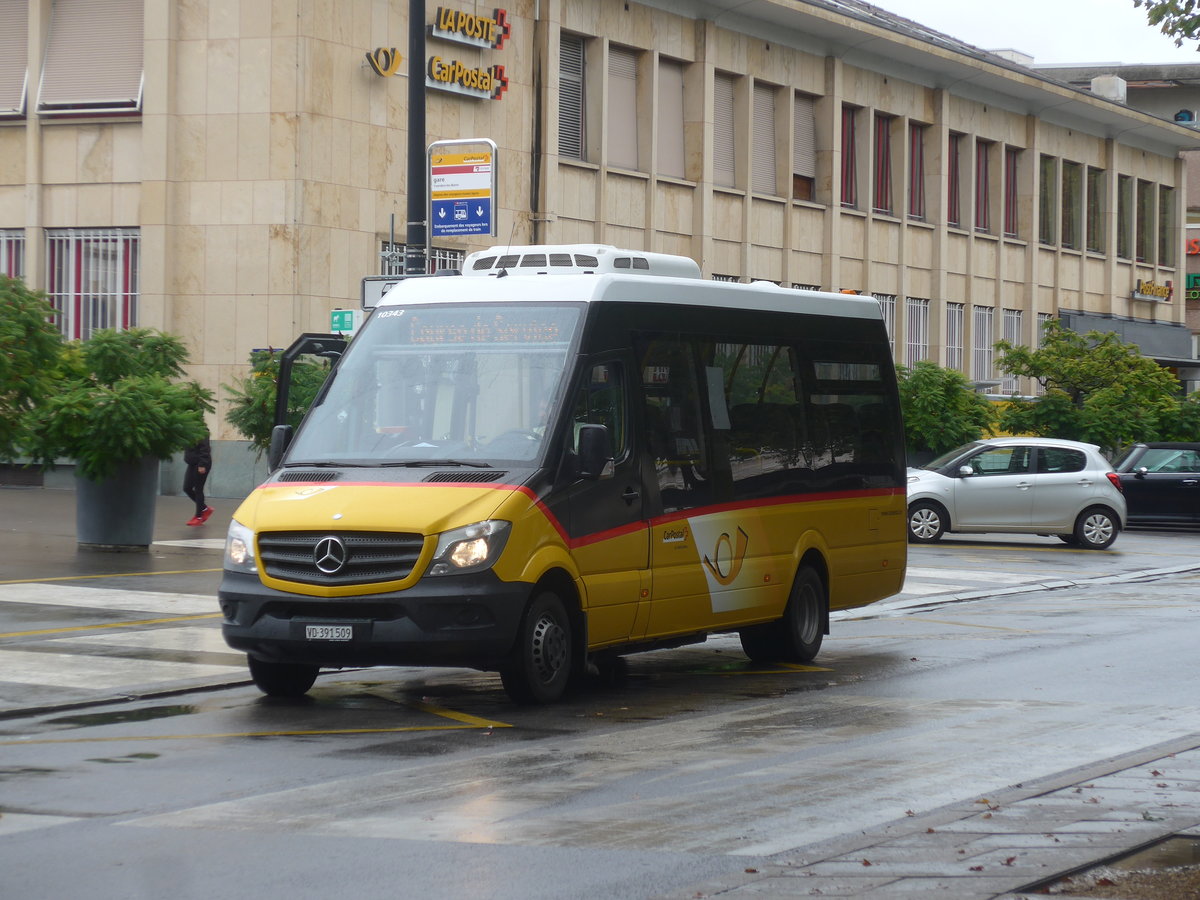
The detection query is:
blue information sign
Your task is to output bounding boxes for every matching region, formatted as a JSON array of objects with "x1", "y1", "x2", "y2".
[{"x1": 431, "y1": 197, "x2": 493, "y2": 237}]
